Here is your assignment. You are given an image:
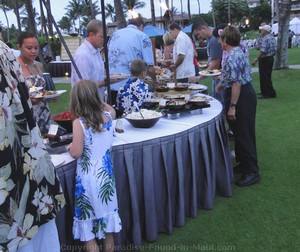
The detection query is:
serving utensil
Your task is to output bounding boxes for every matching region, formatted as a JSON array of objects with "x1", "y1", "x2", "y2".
[{"x1": 133, "y1": 101, "x2": 145, "y2": 119}]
